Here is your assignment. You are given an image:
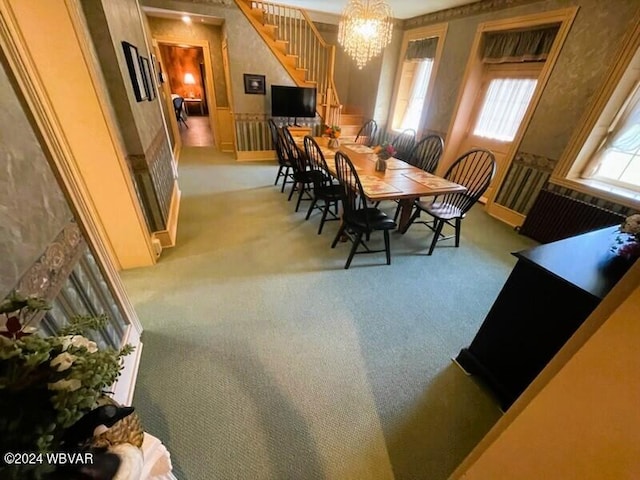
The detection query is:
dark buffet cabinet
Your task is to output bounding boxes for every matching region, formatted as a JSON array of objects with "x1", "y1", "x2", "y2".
[{"x1": 455, "y1": 226, "x2": 632, "y2": 410}]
